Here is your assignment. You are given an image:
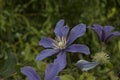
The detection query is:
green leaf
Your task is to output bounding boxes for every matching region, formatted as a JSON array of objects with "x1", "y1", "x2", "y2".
[
  {"x1": 0, "y1": 52, "x2": 17, "y2": 79},
  {"x1": 60, "y1": 75, "x2": 75, "y2": 80},
  {"x1": 36, "y1": 61, "x2": 47, "y2": 72},
  {"x1": 22, "y1": 43, "x2": 35, "y2": 61},
  {"x1": 79, "y1": 72, "x2": 96, "y2": 80}
]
